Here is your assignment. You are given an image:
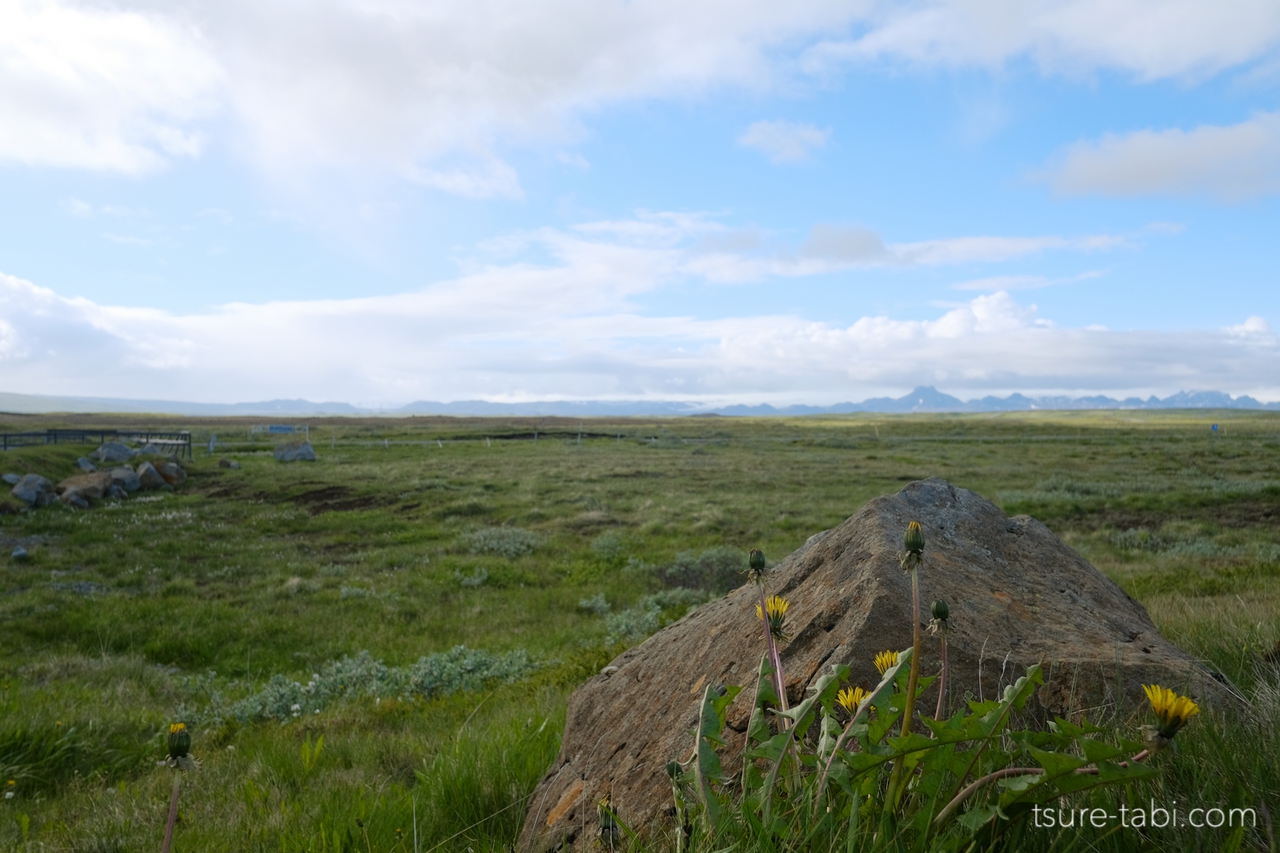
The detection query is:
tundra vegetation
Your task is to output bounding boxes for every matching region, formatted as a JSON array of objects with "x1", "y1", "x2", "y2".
[{"x1": 0, "y1": 410, "x2": 1277, "y2": 851}]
